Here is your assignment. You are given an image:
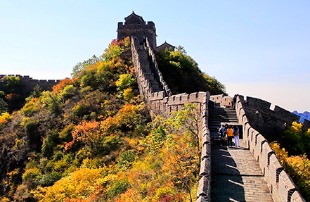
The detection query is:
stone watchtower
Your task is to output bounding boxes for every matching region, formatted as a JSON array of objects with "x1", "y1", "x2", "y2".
[{"x1": 117, "y1": 12, "x2": 157, "y2": 49}]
